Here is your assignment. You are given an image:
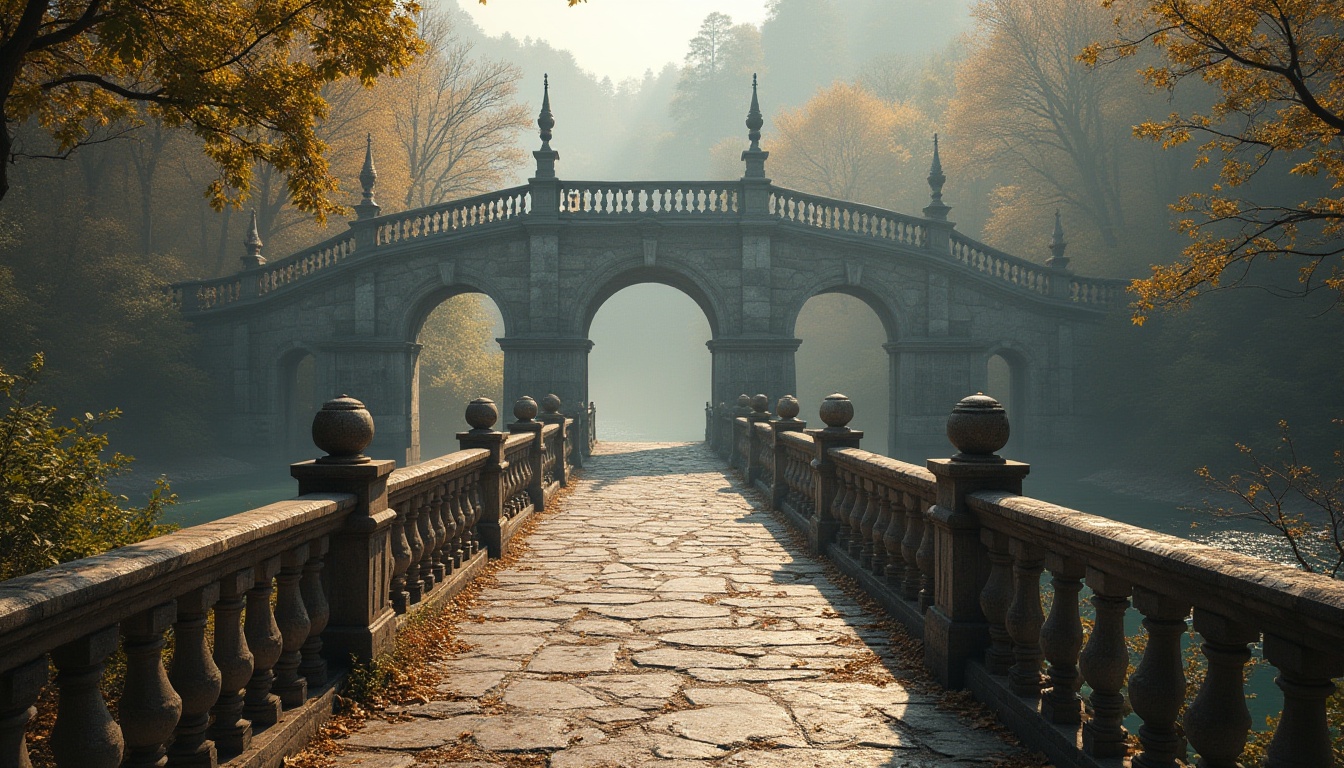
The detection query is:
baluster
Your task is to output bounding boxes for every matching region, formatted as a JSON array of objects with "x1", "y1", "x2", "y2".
[
  {"x1": 243, "y1": 557, "x2": 283, "y2": 728},
  {"x1": 1079, "y1": 569, "x2": 1131, "y2": 758},
  {"x1": 916, "y1": 497, "x2": 935, "y2": 611},
  {"x1": 882, "y1": 488, "x2": 906, "y2": 587},
  {"x1": 272, "y1": 544, "x2": 311, "y2": 708},
  {"x1": 1040, "y1": 555, "x2": 1085, "y2": 724},
  {"x1": 900, "y1": 492, "x2": 924, "y2": 601},
  {"x1": 430, "y1": 483, "x2": 449, "y2": 581},
  {"x1": 467, "y1": 477, "x2": 484, "y2": 555},
  {"x1": 448, "y1": 477, "x2": 467, "y2": 569},
  {"x1": 979, "y1": 530, "x2": 1015, "y2": 674},
  {"x1": 49, "y1": 627, "x2": 122, "y2": 768},
  {"x1": 209, "y1": 569, "x2": 254, "y2": 755},
  {"x1": 1182, "y1": 610, "x2": 1257, "y2": 768},
  {"x1": 1006, "y1": 540, "x2": 1046, "y2": 696},
  {"x1": 300, "y1": 537, "x2": 331, "y2": 687},
  {"x1": 1129, "y1": 589, "x2": 1191, "y2": 768},
  {"x1": 869, "y1": 484, "x2": 893, "y2": 576},
  {"x1": 404, "y1": 493, "x2": 425, "y2": 603},
  {"x1": 855, "y1": 477, "x2": 878, "y2": 566},
  {"x1": 389, "y1": 499, "x2": 413, "y2": 612},
  {"x1": 121, "y1": 602, "x2": 182, "y2": 768},
  {"x1": 415, "y1": 491, "x2": 436, "y2": 592},
  {"x1": 167, "y1": 586, "x2": 222, "y2": 768},
  {"x1": 1, "y1": 658, "x2": 47, "y2": 768},
  {"x1": 831, "y1": 469, "x2": 854, "y2": 549},
  {"x1": 1262, "y1": 633, "x2": 1344, "y2": 768}
]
